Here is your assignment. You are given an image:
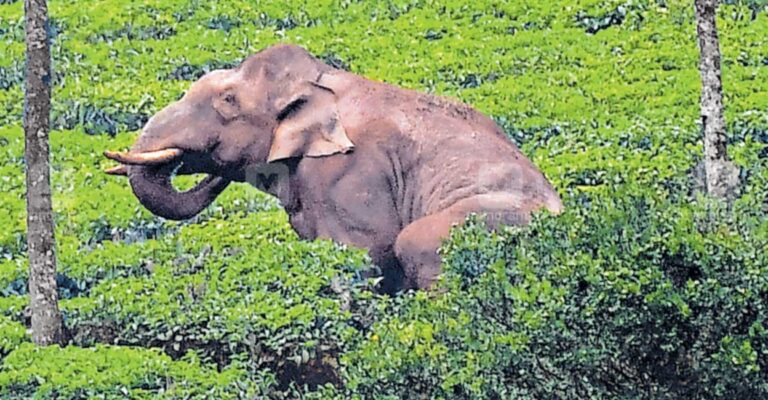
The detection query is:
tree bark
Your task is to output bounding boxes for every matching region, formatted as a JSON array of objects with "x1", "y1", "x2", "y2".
[
  {"x1": 24, "y1": 0, "x2": 63, "y2": 346},
  {"x1": 694, "y1": 0, "x2": 739, "y2": 199}
]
